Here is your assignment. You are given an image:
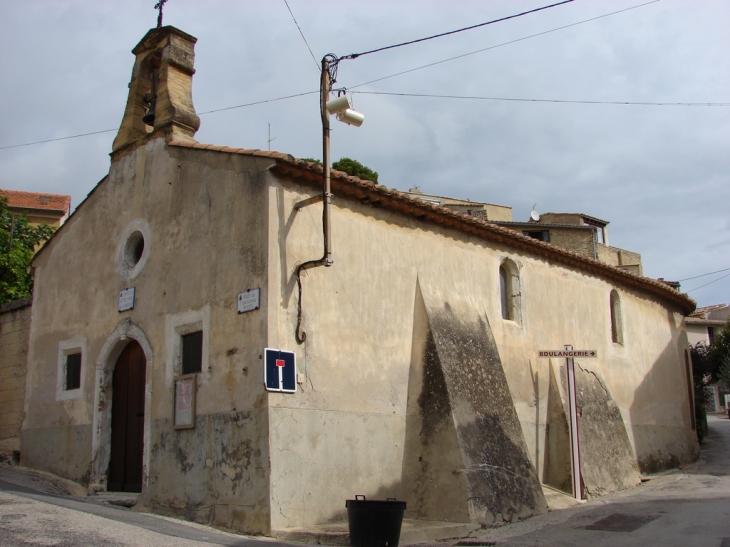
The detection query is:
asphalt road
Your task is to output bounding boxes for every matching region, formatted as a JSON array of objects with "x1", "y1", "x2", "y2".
[
  {"x1": 467, "y1": 414, "x2": 730, "y2": 547},
  {"x1": 1, "y1": 416, "x2": 729, "y2": 546},
  {"x1": 0, "y1": 478, "x2": 298, "y2": 547}
]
